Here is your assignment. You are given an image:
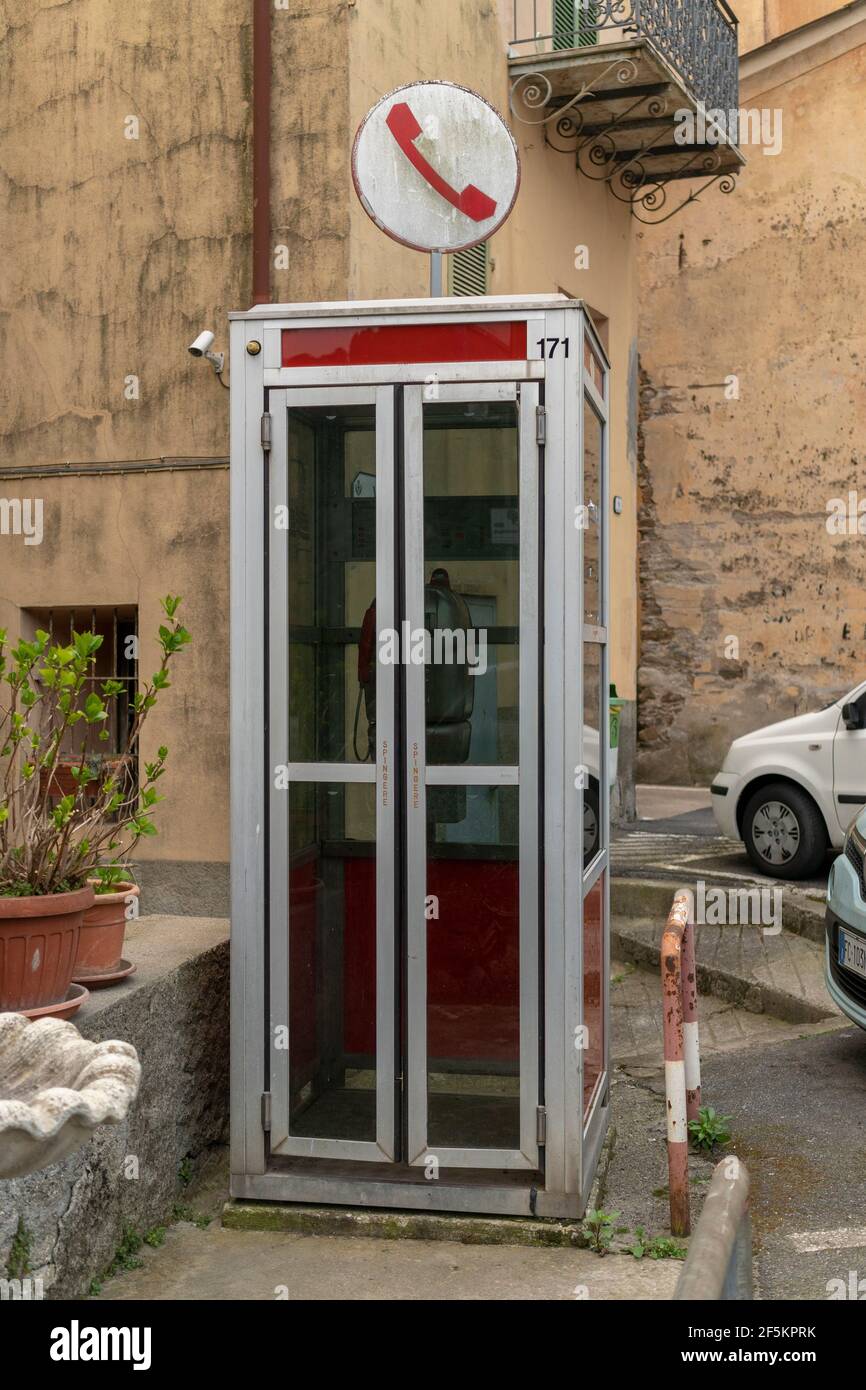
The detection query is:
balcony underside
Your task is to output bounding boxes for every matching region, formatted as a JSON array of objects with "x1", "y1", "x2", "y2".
[{"x1": 509, "y1": 39, "x2": 745, "y2": 224}]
